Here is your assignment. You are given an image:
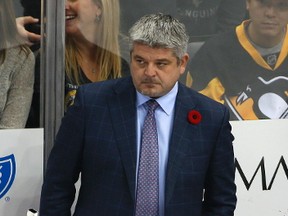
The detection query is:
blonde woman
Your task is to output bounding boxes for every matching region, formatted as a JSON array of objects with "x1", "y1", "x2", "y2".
[
  {"x1": 0, "y1": 0, "x2": 35, "y2": 128},
  {"x1": 65, "y1": 0, "x2": 129, "y2": 110}
]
